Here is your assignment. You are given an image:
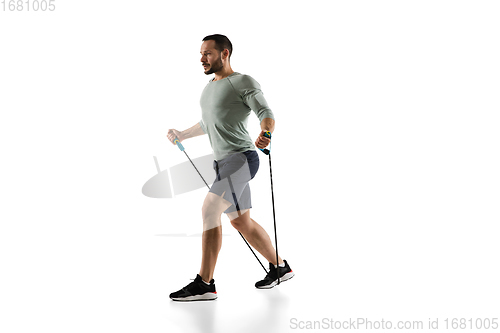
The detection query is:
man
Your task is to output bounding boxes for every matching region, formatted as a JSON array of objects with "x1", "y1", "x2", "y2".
[{"x1": 167, "y1": 34, "x2": 294, "y2": 301}]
